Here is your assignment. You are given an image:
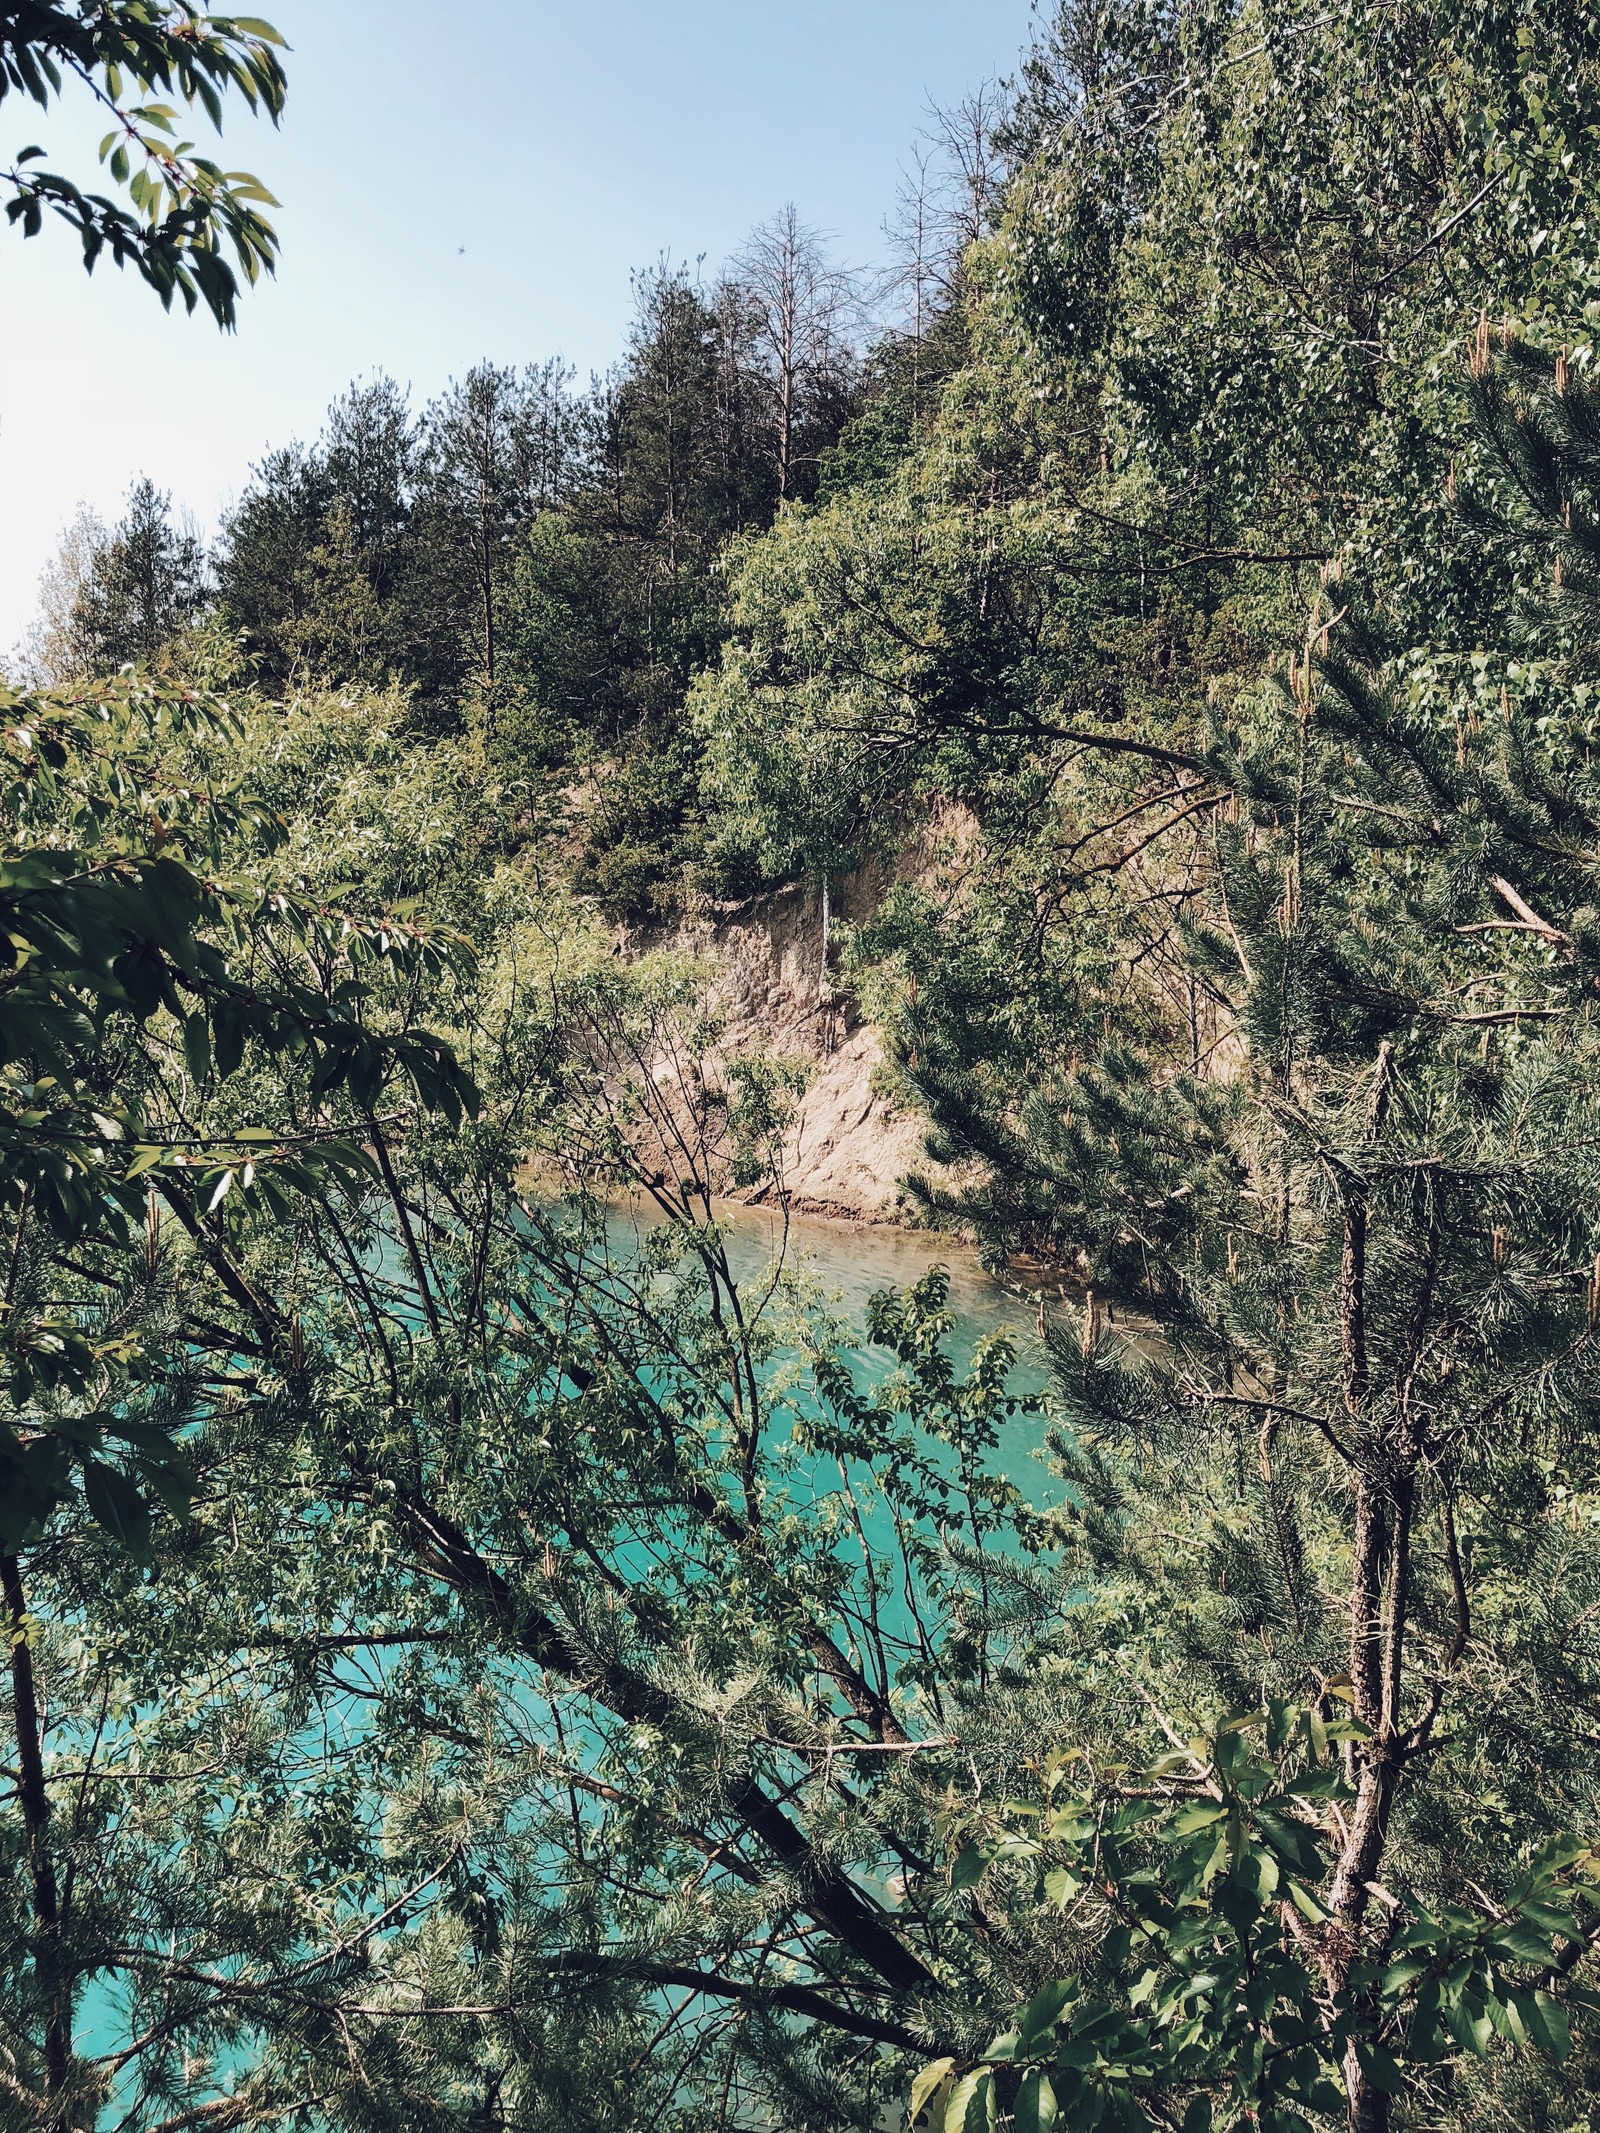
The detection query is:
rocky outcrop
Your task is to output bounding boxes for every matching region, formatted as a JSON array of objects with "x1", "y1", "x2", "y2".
[
  {"x1": 626, "y1": 813, "x2": 976, "y2": 1224},
  {"x1": 655, "y1": 878, "x2": 923, "y2": 1222}
]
